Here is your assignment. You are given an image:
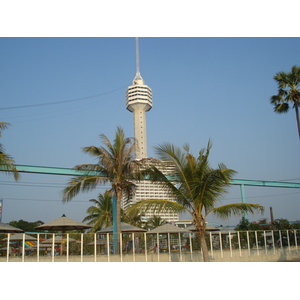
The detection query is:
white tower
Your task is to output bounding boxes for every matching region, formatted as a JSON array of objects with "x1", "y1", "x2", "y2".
[
  {"x1": 123, "y1": 38, "x2": 179, "y2": 223},
  {"x1": 126, "y1": 38, "x2": 152, "y2": 159}
]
